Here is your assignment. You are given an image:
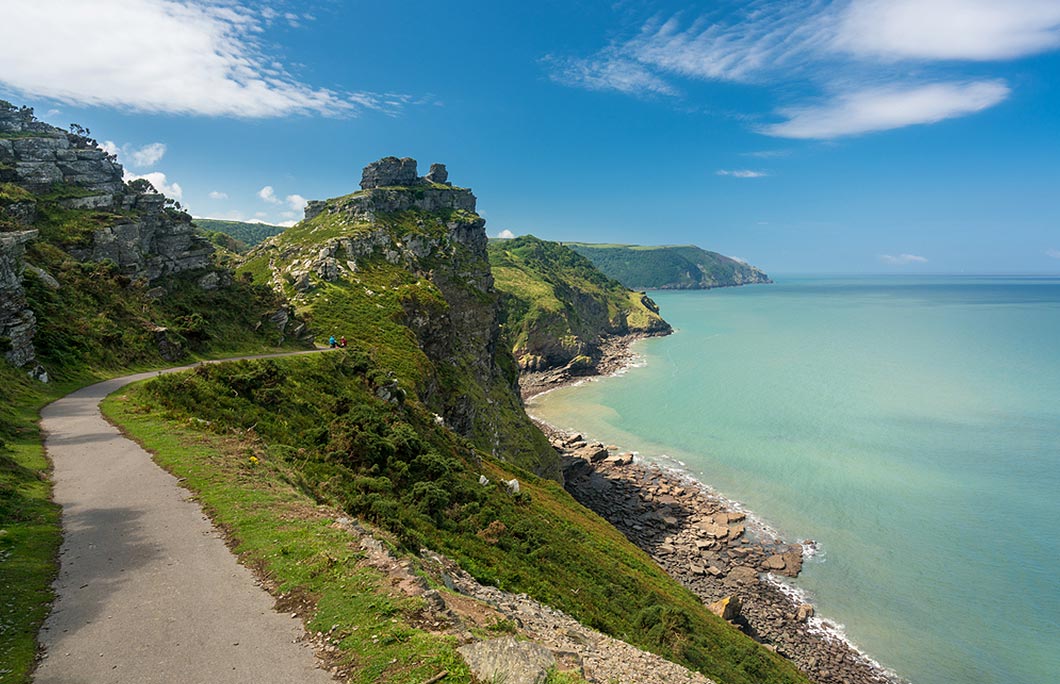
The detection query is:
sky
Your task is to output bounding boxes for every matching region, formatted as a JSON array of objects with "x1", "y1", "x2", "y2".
[{"x1": 2, "y1": 0, "x2": 1059, "y2": 274}]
